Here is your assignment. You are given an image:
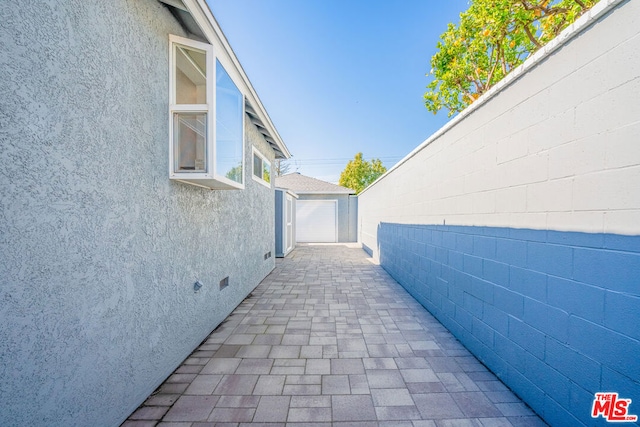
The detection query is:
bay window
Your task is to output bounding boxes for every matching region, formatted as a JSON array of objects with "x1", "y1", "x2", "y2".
[{"x1": 169, "y1": 35, "x2": 244, "y2": 189}]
